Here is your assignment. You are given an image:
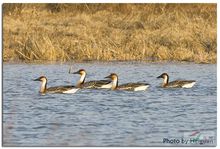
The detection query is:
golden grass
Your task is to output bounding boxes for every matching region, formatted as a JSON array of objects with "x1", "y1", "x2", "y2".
[{"x1": 3, "y1": 4, "x2": 217, "y2": 63}]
